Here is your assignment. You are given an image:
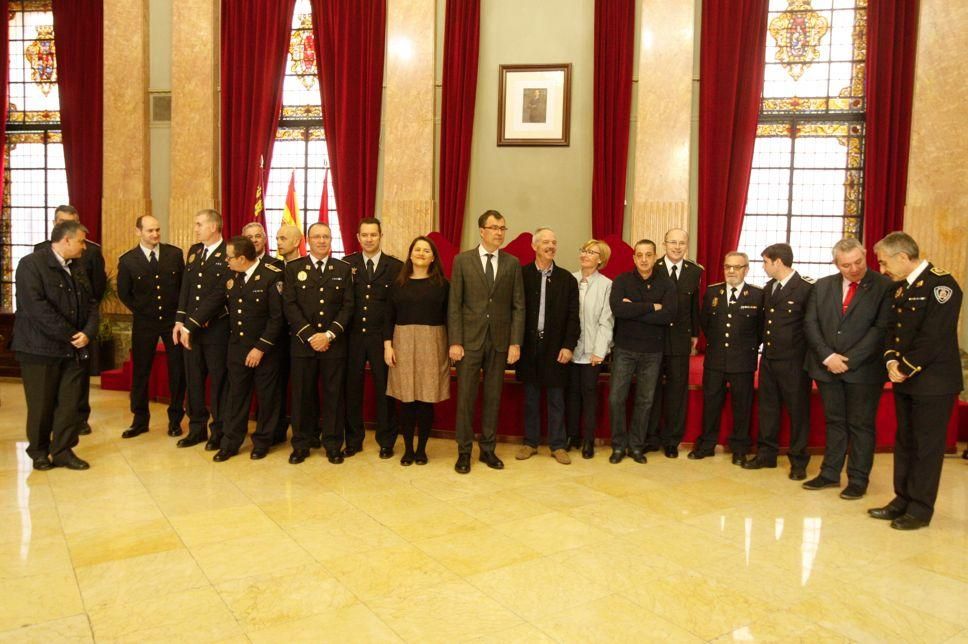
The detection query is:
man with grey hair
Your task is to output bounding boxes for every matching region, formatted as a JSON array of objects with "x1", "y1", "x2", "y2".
[
  {"x1": 802, "y1": 237, "x2": 892, "y2": 499},
  {"x1": 243, "y1": 221, "x2": 285, "y2": 269},
  {"x1": 868, "y1": 232, "x2": 963, "y2": 530}
]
